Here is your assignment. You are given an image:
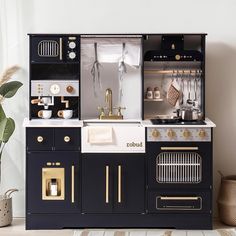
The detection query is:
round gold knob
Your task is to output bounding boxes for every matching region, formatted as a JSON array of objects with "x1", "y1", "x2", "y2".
[
  {"x1": 152, "y1": 129, "x2": 160, "y2": 138},
  {"x1": 183, "y1": 129, "x2": 191, "y2": 139},
  {"x1": 167, "y1": 129, "x2": 176, "y2": 139},
  {"x1": 199, "y1": 129, "x2": 206, "y2": 138},
  {"x1": 64, "y1": 136, "x2": 70, "y2": 142},
  {"x1": 37, "y1": 136, "x2": 44, "y2": 143},
  {"x1": 175, "y1": 54, "x2": 181, "y2": 60},
  {"x1": 66, "y1": 85, "x2": 74, "y2": 94}
]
